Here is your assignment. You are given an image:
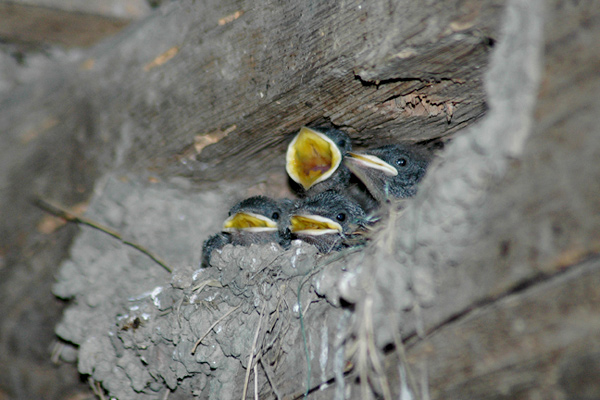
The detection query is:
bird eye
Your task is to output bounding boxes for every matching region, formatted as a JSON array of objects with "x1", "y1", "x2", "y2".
[
  {"x1": 271, "y1": 212, "x2": 279, "y2": 220},
  {"x1": 336, "y1": 213, "x2": 346, "y2": 222},
  {"x1": 337, "y1": 139, "x2": 346, "y2": 148},
  {"x1": 396, "y1": 158, "x2": 407, "y2": 167}
]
